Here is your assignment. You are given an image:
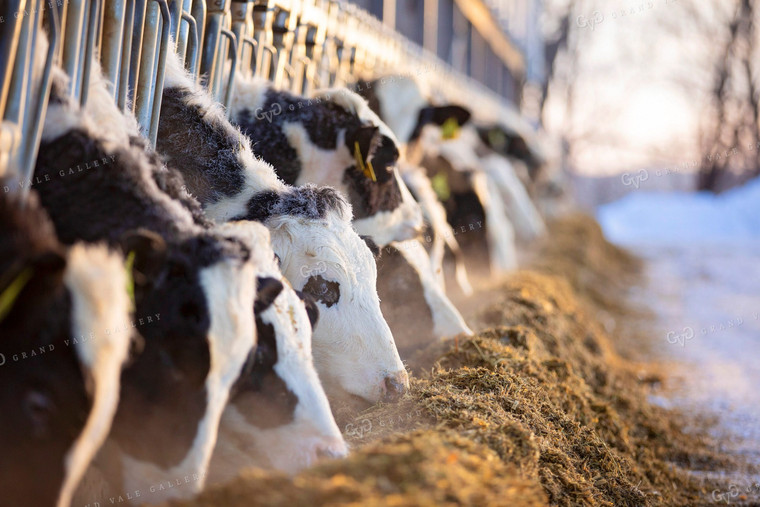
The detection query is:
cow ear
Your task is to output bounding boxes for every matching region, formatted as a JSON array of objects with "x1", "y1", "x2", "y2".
[
  {"x1": 254, "y1": 276, "x2": 284, "y2": 313},
  {"x1": 348, "y1": 125, "x2": 379, "y2": 162},
  {"x1": 119, "y1": 229, "x2": 167, "y2": 285},
  {"x1": 432, "y1": 105, "x2": 471, "y2": 127},
  {"x1": 411, "y1": 105, "x2": 472, "y2": 141},
  {"x1": 296, "y1": 290, "x2": 320, "y2": 328},
  {"x1": 360, "y1": 235, "x2": 380, "y2": 260}
]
